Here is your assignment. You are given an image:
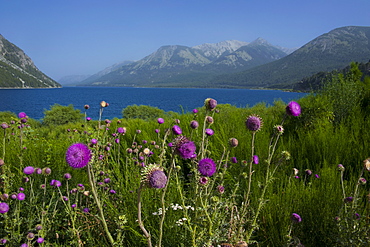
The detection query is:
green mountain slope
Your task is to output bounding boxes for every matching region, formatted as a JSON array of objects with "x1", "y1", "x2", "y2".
[
  {"x1": 293, "y1": 61, "x2": 370, "y2": 91},
  {"x1": 211, "y1": 26, "x2": 370, "y2": 89},
  {"x1": 0, "y1": 34, "x2": 60, "y2": 88}
]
